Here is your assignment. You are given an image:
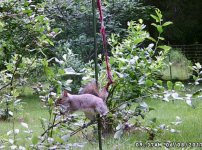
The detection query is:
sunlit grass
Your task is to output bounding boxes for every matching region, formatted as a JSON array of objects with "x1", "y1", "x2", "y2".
[
  {"x1": 79, "y1": 99, "x2": 202, "y2": 150},
  {"x1": 0, "y1": 89, "x2": 202, "y2": 149},
  {"x1": 0, "y1": 93, "x2": 48, "y2": 142},
  {"x1": 146, "y1": 99, "x2": 202, "y2": 142}
]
